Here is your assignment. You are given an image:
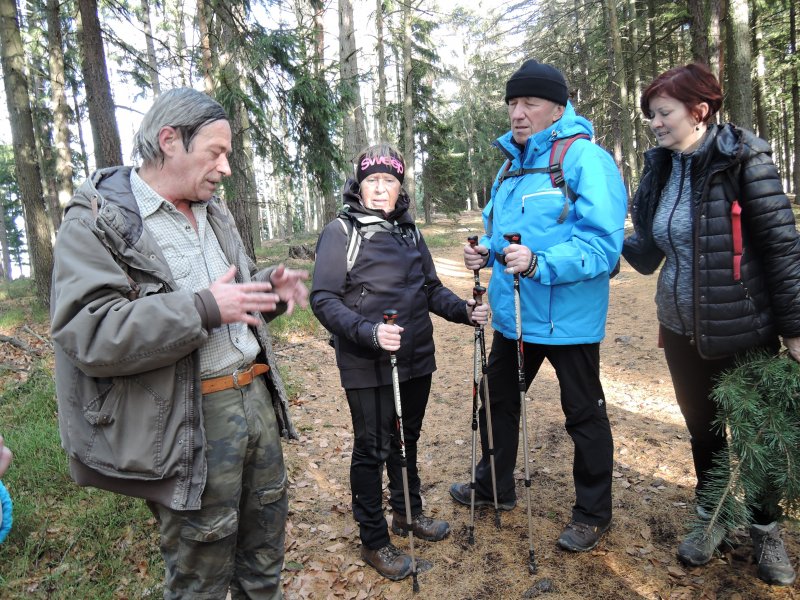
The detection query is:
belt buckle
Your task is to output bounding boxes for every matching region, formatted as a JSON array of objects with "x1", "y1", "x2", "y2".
[{"x1": 232, "y1": 364, "x2": 253, "y2": 390}]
